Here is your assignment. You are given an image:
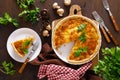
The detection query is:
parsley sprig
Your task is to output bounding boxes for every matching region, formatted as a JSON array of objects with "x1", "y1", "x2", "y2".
[
  {"x1": 74, "y1": 47, "x2": 88, "y2": 57},
  {"x1": 79, "y1": 30, "x2": 86, "y2": 42},
  {"x1": 17, "y1": 0, "x2": 40, "y2": 23},
  {"x1": 0, "y1": 13, "x2": 18, "y2": 27},
  {"x1": 21, "y1": 40, "x2": 31, "y2": 54},
  {"x1": 0, "y1": 61, "x2": 16, "y2": 75},
  {"x1": 94, "y1": 47, "x2": 120, "y2": 80},
  {"x1": 78, "y1": 23, "x2": 86, "y2": 31},
  {"x1": 17, "y1": 0, "x2": 35, "y2": 9},
  {"x1": 78, "y1": 23, "x2": 87, "y2": 42},
  {"x1": 19, "y1": 8, "x2": 40, "y2": 23}
]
